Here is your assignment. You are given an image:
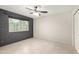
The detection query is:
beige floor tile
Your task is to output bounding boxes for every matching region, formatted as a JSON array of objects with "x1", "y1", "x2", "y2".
[{"x1": 0, "y1": 38, "x2": 77, "y2": 54}]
